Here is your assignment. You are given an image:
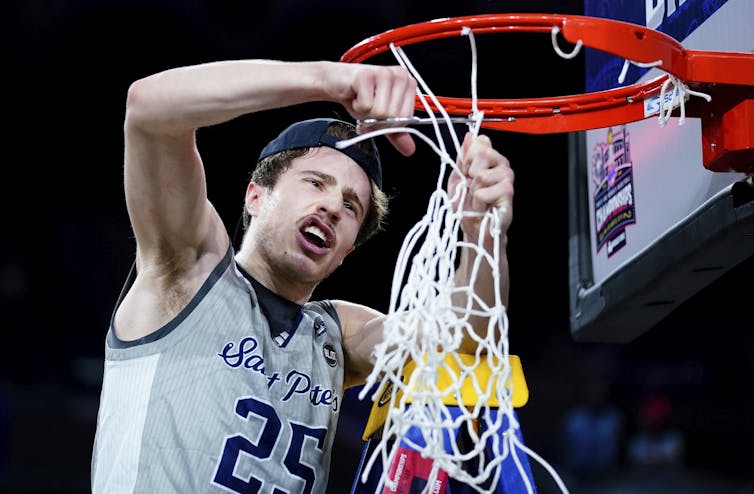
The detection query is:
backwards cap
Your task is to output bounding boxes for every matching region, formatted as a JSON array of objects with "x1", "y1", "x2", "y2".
[{"x1": 258, "y1": 118, "x2": 382, "y2": 189}]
